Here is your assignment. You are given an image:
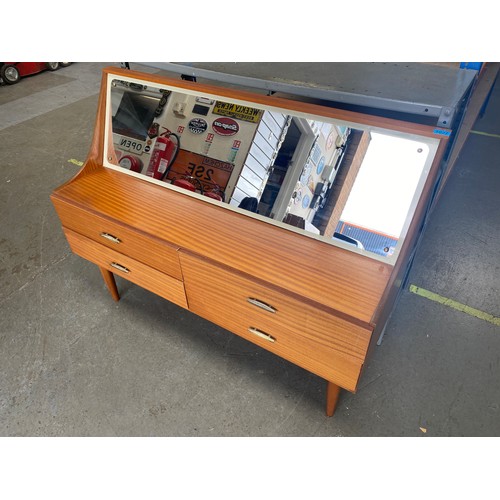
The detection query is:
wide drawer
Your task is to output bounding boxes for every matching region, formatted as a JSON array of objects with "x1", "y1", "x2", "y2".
[
  {"x1": 64, "y1": 228, "x2": 188, "y2": 309},
  {"x1": 180, "y1": 252, "x2": 372, "y2": 391},
  {"x1": 53, "y1": 198, "x2": 182, "y2": 280}
]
